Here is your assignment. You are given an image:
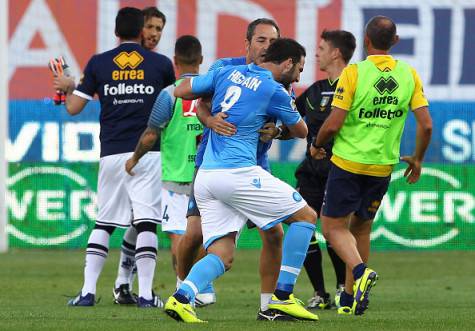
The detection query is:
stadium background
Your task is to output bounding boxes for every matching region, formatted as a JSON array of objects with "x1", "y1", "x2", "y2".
[{"x1": 4, "y1": 0, "x2": 475, "y2": 251}]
